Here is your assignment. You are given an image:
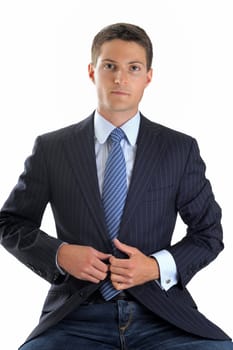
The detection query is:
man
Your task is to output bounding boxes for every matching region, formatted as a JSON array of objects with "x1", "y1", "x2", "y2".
[{"x1": 0, "y1": 23, "x2": 232, "y2": 349}]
